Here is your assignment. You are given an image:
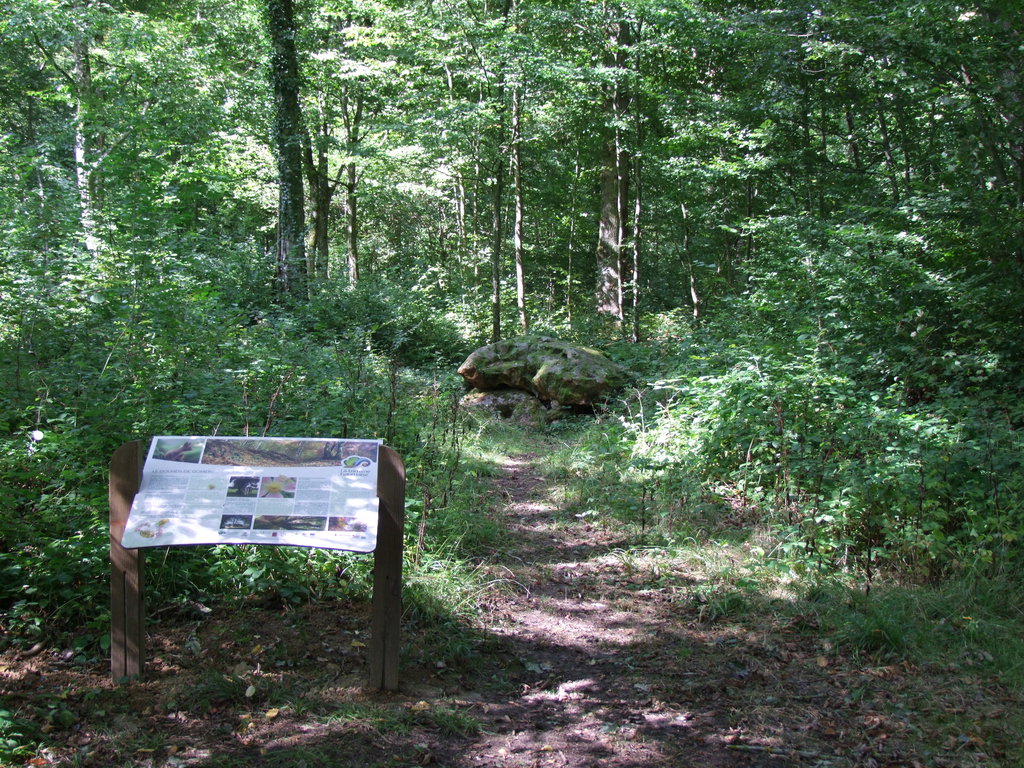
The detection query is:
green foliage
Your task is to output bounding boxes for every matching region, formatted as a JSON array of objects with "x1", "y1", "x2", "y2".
[
  {"x1": 632, "y1": 328, "x2": 1024, "y2": 580},
  {"x1": 421, "y1": 706, "x2": 481, "y2": 738},
  {"x1": 0, "y1": 689, "x2": 78, "y2": 765},
  {"x1": 0, "y1": 707, "x2": 35, "y2": 763},
  {"x1": 0, "y1": 287, "x2": 447, "y2": 646},
  {"x1": 298, "y1": 280, "x2": 471, "y2": 368}
]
